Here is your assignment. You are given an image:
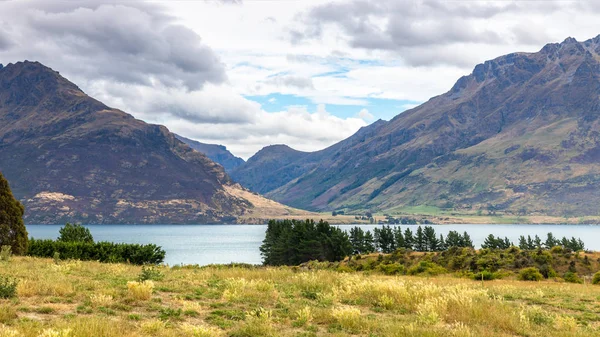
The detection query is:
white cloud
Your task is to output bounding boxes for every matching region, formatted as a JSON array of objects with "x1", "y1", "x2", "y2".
[
  {"x1": 357, "y1": 108, "x2": 374, "y2": 121},
  {"x1": 2, "y1": 0, "x2": 600, "y2": 162}
]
